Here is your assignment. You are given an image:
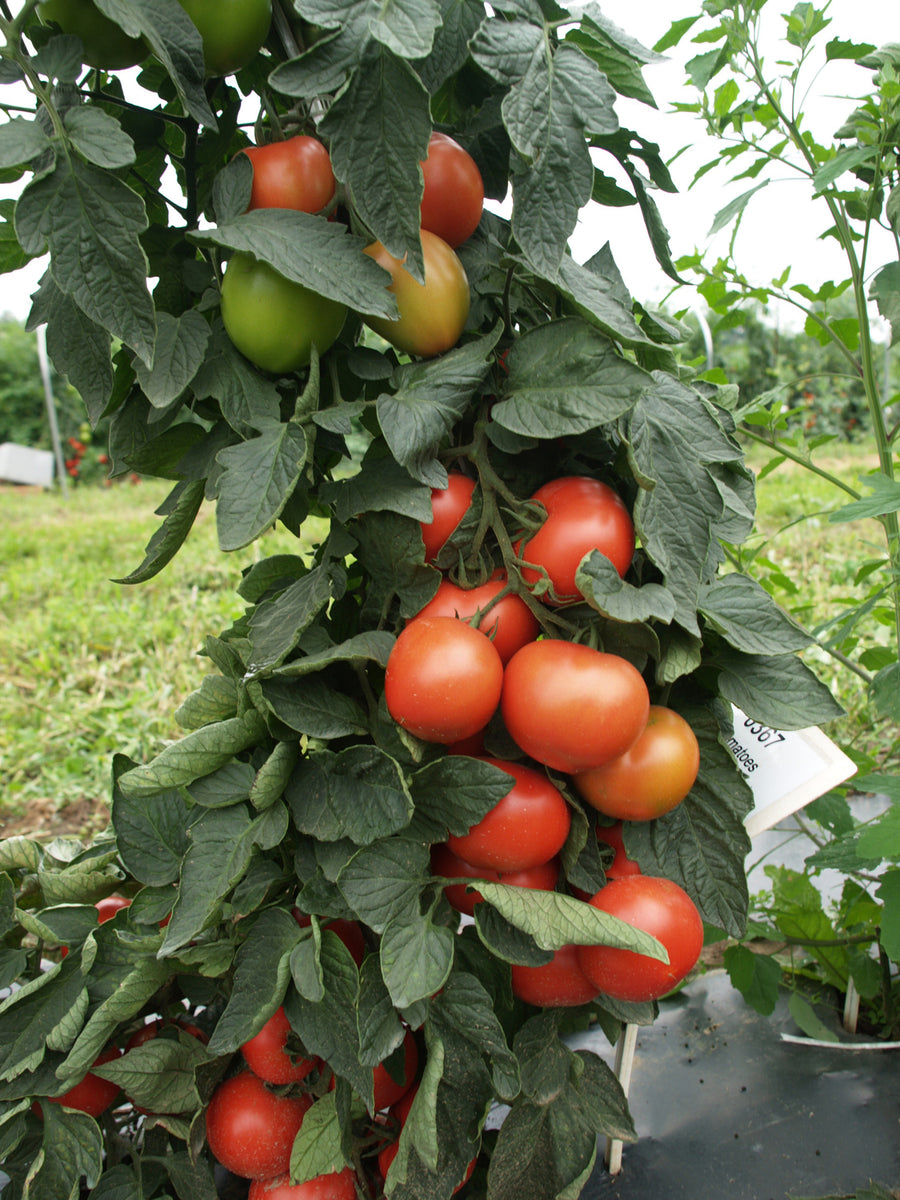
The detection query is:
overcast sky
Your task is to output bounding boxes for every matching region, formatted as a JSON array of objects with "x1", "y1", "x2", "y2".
[{"x1": 1, "y1": 0, "x2": 896, "y2": 326}]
